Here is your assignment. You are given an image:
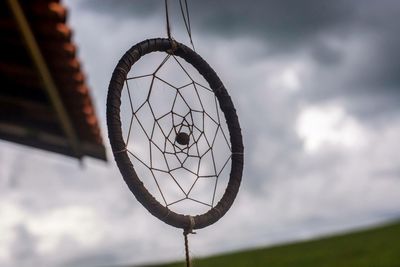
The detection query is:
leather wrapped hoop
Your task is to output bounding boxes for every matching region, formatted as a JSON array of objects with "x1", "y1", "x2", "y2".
[{"x1": 107, "y1": 38, "x2": 244, "y2": 230}]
